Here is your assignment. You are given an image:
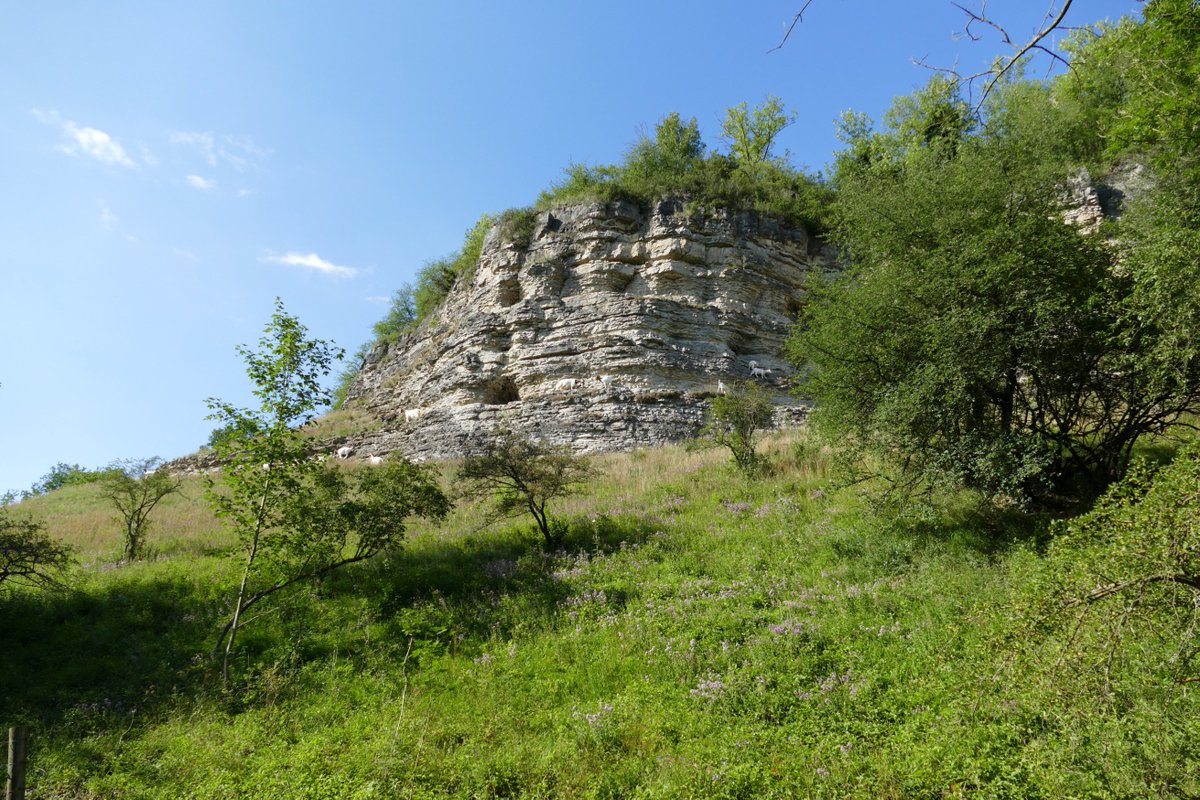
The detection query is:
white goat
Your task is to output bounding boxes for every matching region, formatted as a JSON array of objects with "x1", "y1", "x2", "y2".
[
  {"x1": 368, "y1": 454, "x2": 384, "y2": 466},
  {"x1": 717, "y1": 380, "x2": 727, "y2": 395},
  {"x1": 750, "y1": 366, "x2": 772, "y2": 379},
  {"x1": 404, "y1": 408, "x2": 422, "y2": 422},
  {"x1": 748, "y1": 360, "x2": 759, "y2": 369},
  {"x1": 555, "y1": 378, "x2": 578, "y2": 392},
  {"x1": 336, "y1": 446, "x2": 353, "y2": 460},
  {"x1": 596, "y1": 374, "x2": 615, "y2": 391}
]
